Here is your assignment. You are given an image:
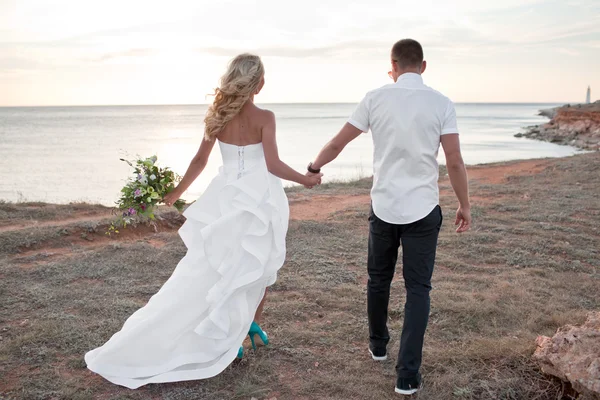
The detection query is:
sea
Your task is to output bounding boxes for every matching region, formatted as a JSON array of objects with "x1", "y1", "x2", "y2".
[{"x1": 0, "y1": 103, "x2": 581, "y2": 206}]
